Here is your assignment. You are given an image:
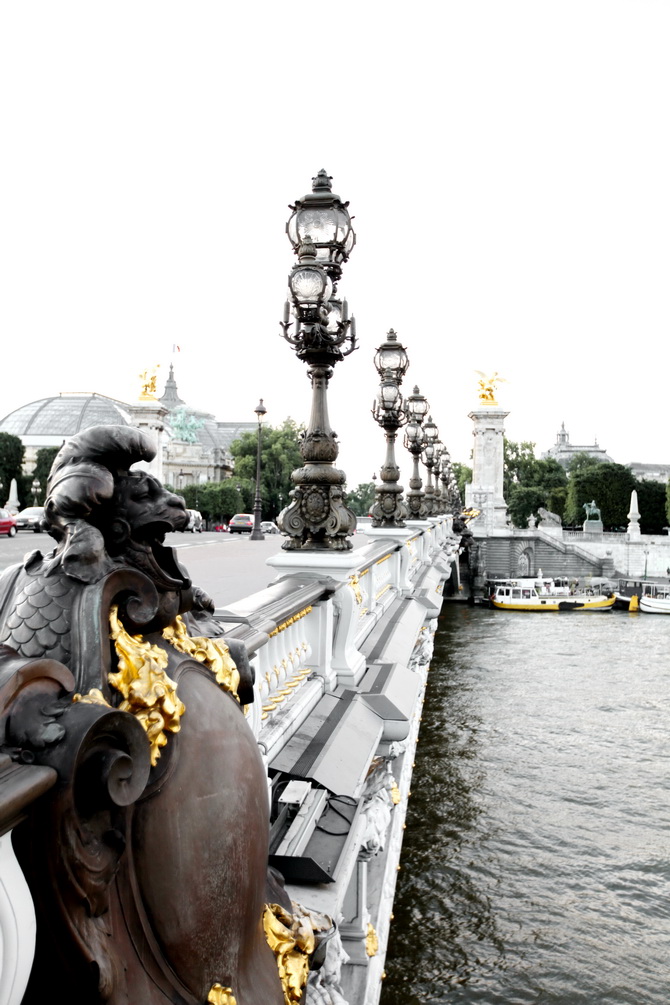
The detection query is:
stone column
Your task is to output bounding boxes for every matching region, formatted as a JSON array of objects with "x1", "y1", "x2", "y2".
[
  {"x1": 465, "y1": 407, "x2": 509, "y2": 529},
  {"x1": 127, "y1": 401, "x2": 168, "y2": 482}
]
